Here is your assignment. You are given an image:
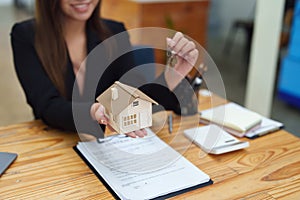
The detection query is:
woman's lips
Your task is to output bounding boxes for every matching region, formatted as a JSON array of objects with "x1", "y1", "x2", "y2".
[{"x1": 72, "y1": 3, "x2": 90, "y2": 13}]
